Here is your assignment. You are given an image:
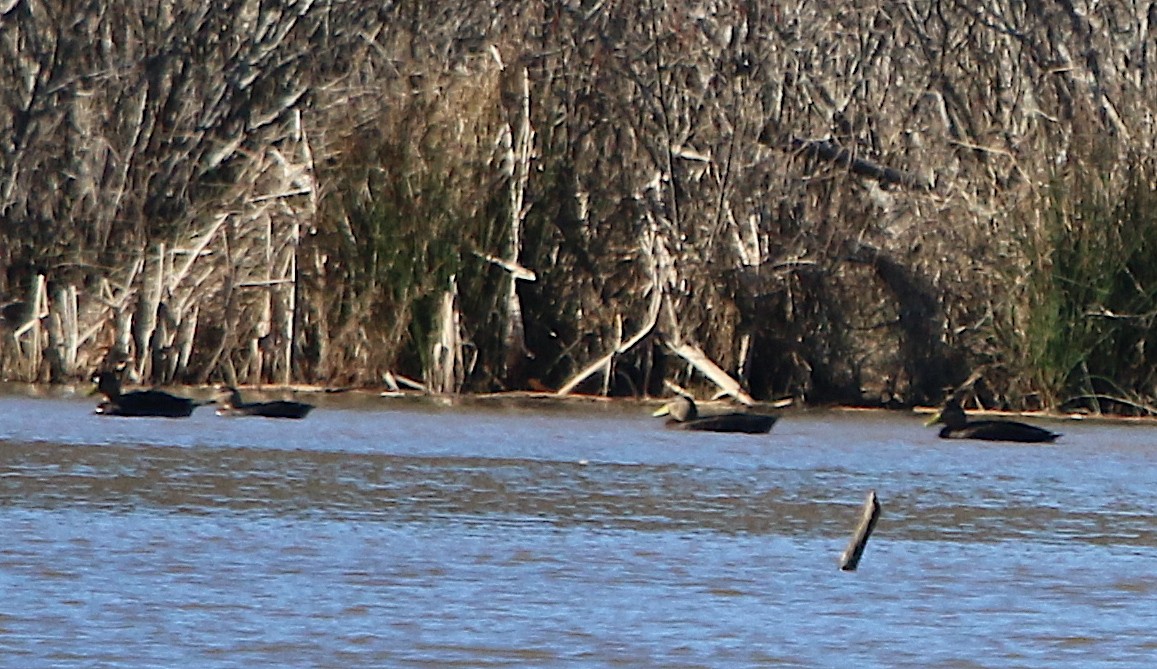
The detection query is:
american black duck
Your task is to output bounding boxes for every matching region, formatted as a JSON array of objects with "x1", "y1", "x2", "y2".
[
  {"x1": 925, "y1": 398, "x2": 1060, "y2": 443},
  {"x1": 91, "y1": 370, "x2": 208, "y2": 418},
  {"x1": 653, "y1": 395, "x2": 777, "y2": 434},
  {"x1": 215, "y1": 386, "x2": 314, "y2": 419}
]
